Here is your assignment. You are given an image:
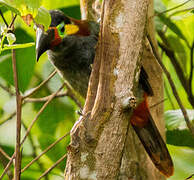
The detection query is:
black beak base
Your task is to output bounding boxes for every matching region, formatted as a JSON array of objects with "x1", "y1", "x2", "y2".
[{"x1": 36, "y1": 28, "x2": 51, "y2": 61}]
